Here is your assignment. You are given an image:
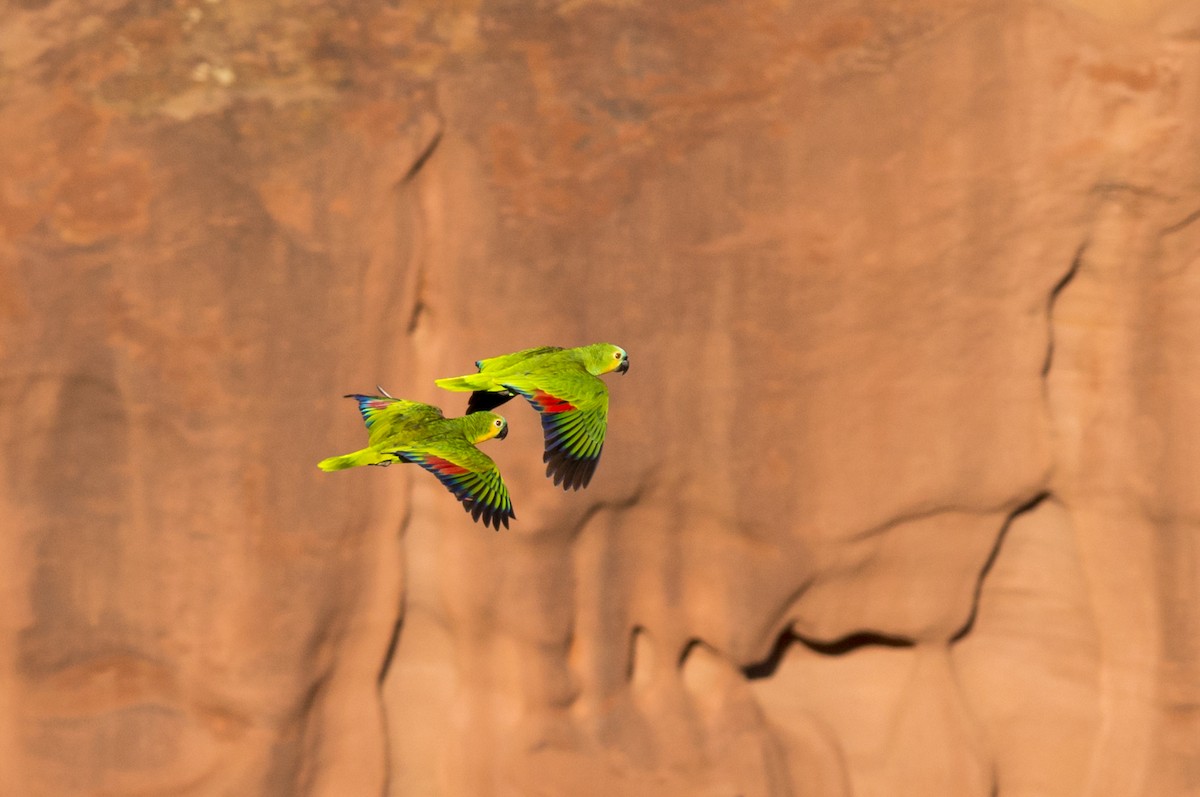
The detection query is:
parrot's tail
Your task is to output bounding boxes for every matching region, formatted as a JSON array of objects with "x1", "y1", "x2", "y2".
[
  {"x1": 317, "y1": 448, "x2": 396, "y2": 471},
  {"x1": 434, "y1": 374, "x2": 491, "y2": 392}
]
